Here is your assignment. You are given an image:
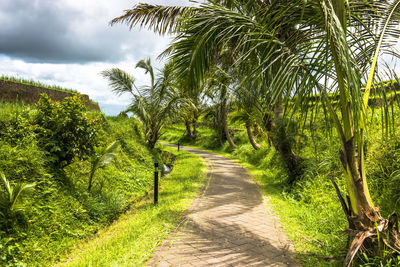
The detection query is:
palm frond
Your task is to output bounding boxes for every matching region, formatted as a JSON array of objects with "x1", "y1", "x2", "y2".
[
  {"x1": 101, "y1": 68, "x2": 136, "y2": 96},
  {"x1": 110, "y1": 3, "x2": 197, "y2": 35},
  {"x1": 0, "y1": 172, "x2": 35, "y2": 217}
]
